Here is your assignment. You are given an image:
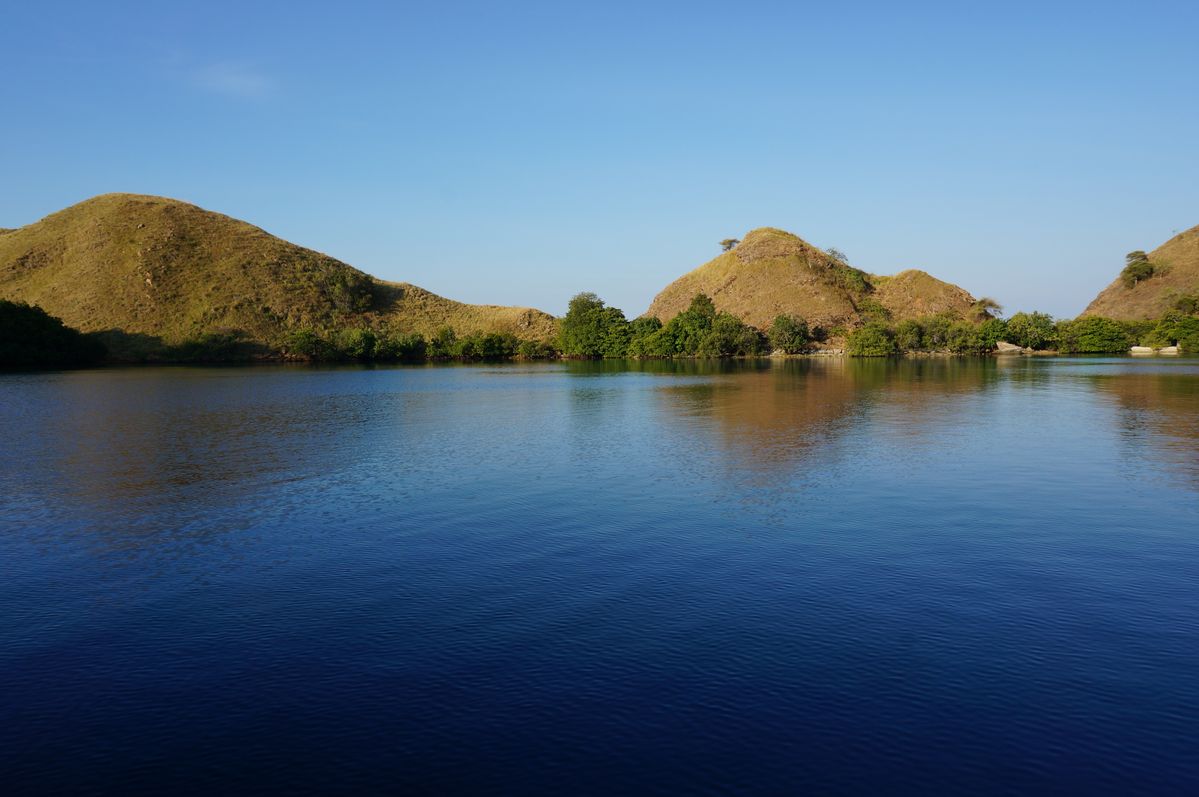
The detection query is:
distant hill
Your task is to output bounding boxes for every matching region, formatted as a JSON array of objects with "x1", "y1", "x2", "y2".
[
  {"x1": 1083, "y1": 224, "x2": 1199, "y2": 320},
  {"x1": 0, "y1": 194, "x2": 557, "y2": 355},
  {"x1": 645, "y1": 227, "x2": 978, "y2": 329}
]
